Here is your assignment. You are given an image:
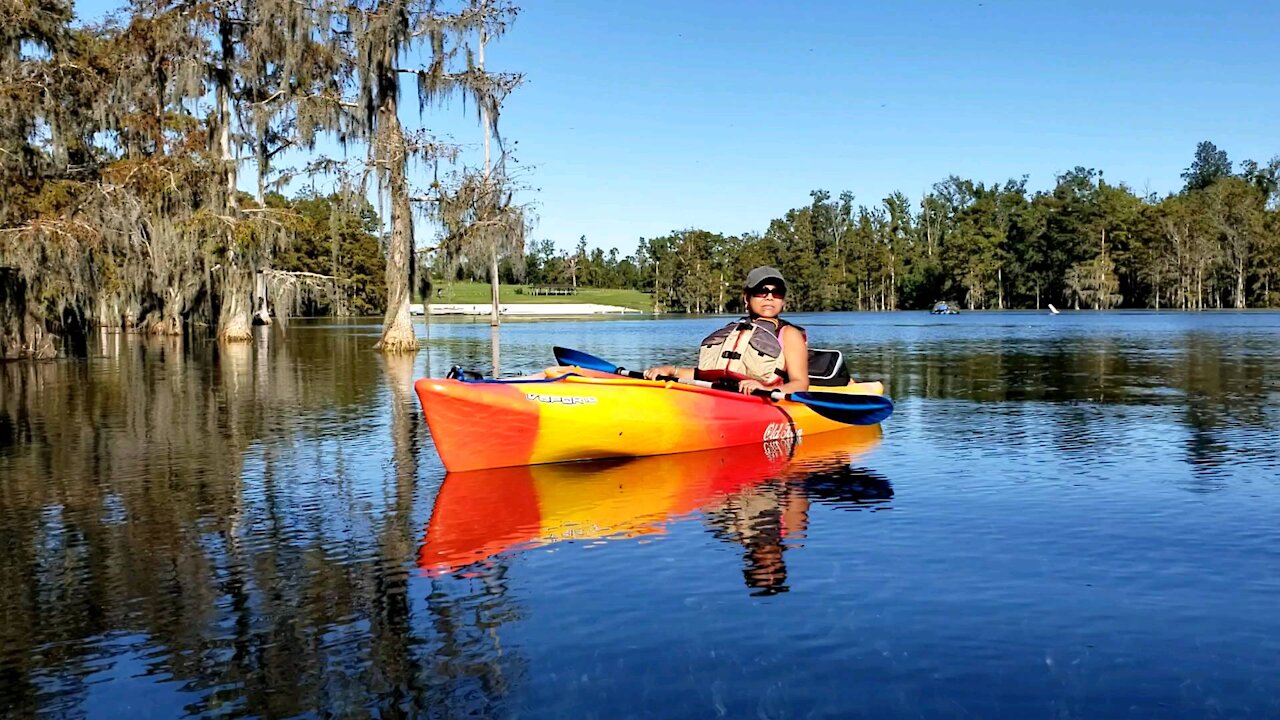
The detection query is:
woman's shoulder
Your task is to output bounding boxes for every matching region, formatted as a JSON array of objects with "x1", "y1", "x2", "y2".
[
  {"x1": 777, "y1": 316, "x2": 805, "y2": 331},
  {"x1": 780, "y1": 323, "x2": 807, "y2": 343}
]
